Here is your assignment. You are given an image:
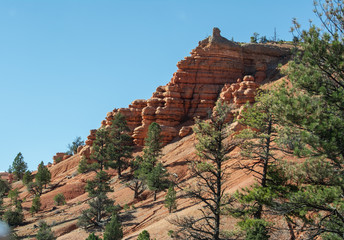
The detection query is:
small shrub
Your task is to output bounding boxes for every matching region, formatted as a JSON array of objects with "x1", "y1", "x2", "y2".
[
  {"x1": 86, "y1": 233, "x2": 101, "y2": 240},
  {"x1": 55, "y1": 157, "x2": 63, "y2": 164},
  {"x1": 0, "y1": 179, "x2": 10, "y2": 196},
  {"x1": 30, "y1": 195, "x2": 41, "y2": 215},
  {"x1": 123, "y1": 204, "x2": 130, "y2": 211},
  {"x1": 3, "y1": 209, "x2": 24, "y2": 226},
  {"x1": 103, "y1": 214, "x2": 123, "y2": 240},
  {"x1": 137, "y1": 230, "x2": 150, "y2": 240},
  {"x1": 36, "y1": 221, "x2": 56, "y2": 240},
  {"x1": 54, "y1": 193, "x2": 66, "y2": 206},
  {"x1": 8, "y1": 188, "x2": 20, "y2": 205},
  {"x1": 167, "y1": 230, "x2": 174, "y2": 238}
]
